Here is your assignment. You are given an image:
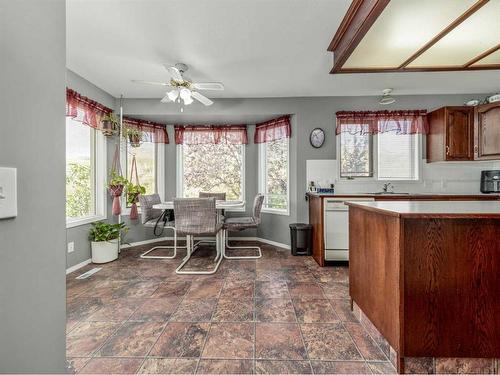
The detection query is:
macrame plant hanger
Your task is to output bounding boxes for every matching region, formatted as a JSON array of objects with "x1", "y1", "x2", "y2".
[
  {"x1": 128, "y1": 154, "x2": 140, "y2": 220},
  {"x1": 109, "y1": 144, "x2": 124, "y2": 216}
]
